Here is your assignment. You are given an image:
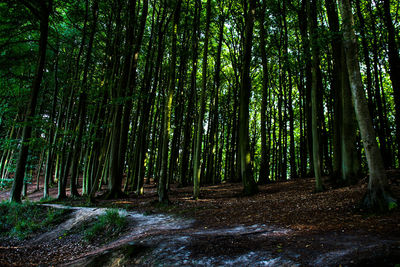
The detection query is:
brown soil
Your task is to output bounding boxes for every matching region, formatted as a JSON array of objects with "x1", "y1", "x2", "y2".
[{"x1": 0, "y1": 170, "x2": 399, "y2": 266}]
